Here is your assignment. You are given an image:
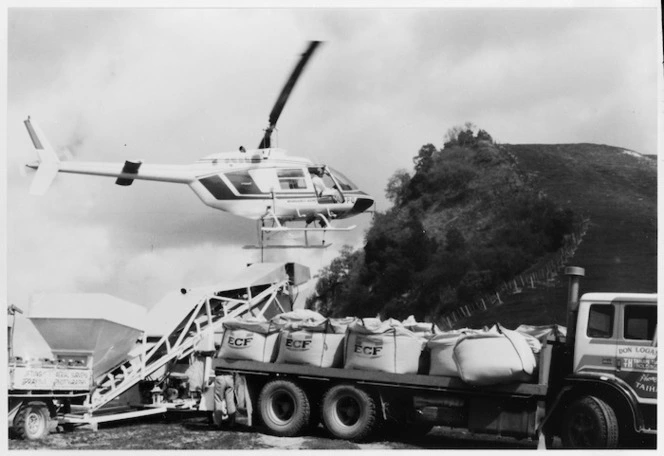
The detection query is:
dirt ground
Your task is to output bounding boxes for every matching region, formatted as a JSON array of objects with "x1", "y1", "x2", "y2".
[{"x1": 8, "y1": 414, "x2": 546, "y2": 450}]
